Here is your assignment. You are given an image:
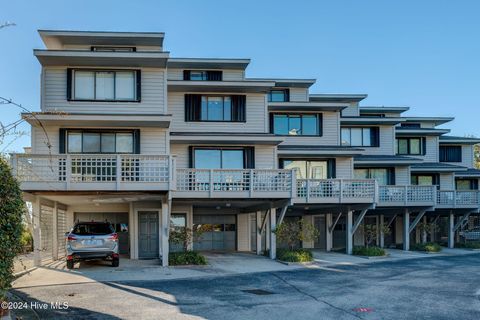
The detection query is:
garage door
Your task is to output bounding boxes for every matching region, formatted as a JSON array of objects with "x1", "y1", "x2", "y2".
[
  {"x1": 193, "y1": 215, "x2": 236, "y2": 251},
  {"x1": 74, "y1": 212, "x2": 129, "y2": 254}
]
